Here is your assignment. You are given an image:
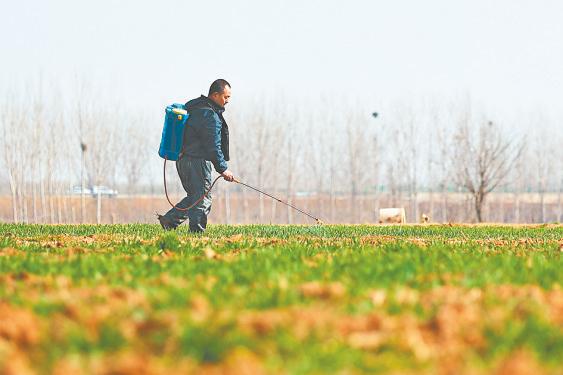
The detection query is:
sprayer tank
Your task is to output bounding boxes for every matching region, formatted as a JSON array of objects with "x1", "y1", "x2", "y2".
[{"x1": 158, "y1": 103, "x2": 189, "y2": 161}]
